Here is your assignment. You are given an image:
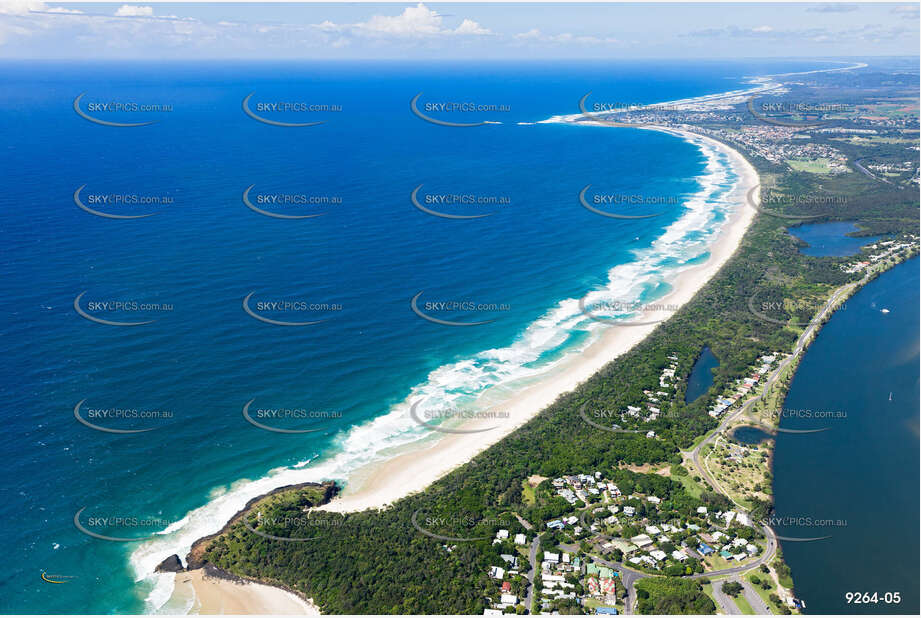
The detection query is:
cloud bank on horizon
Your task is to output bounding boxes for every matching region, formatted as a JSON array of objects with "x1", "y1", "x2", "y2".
[{"x1": 0, "y1": 1, "x2": 917, "y2": 59}]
